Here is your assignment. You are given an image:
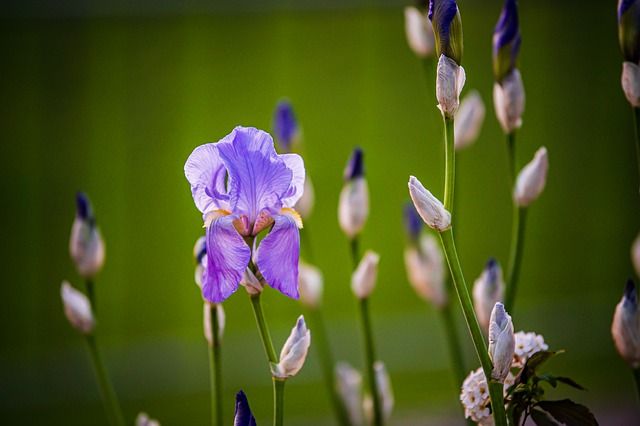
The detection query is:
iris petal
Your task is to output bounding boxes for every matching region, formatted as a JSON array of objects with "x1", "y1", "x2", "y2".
[
  {"x1": 203, "y1": 215, "x2": 251, "y2": 302},
  {"x1": 280, "y1": 153, "x2": 306, "y2": 208},
  {"x1": 185, "y1": 143, "x2": 229, "y2": 214},
  {"x1": 255, "y1": 215, "x2": 300, "y2": 299}
]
